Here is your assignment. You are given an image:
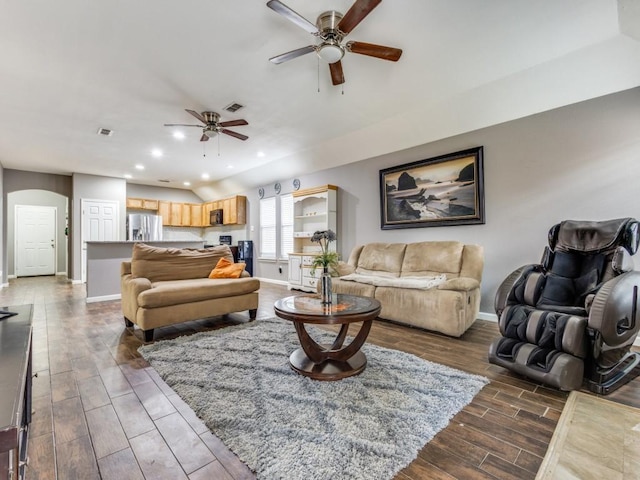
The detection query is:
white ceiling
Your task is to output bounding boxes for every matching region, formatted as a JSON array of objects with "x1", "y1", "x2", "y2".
[{"x1": 1, "y1": 0, "x2": 639, "y2": 199}]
